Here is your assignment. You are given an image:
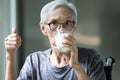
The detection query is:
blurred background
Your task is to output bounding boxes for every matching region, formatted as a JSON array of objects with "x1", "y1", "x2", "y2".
[{"x1": 0, "y1": 0, "x2": 120, "y2": 80}]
